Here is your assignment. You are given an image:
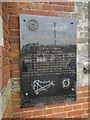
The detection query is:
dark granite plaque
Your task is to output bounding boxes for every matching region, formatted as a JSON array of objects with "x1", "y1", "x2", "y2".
[{"x1": 19, "y1": 14, "x2": 77, "y2": 107}]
